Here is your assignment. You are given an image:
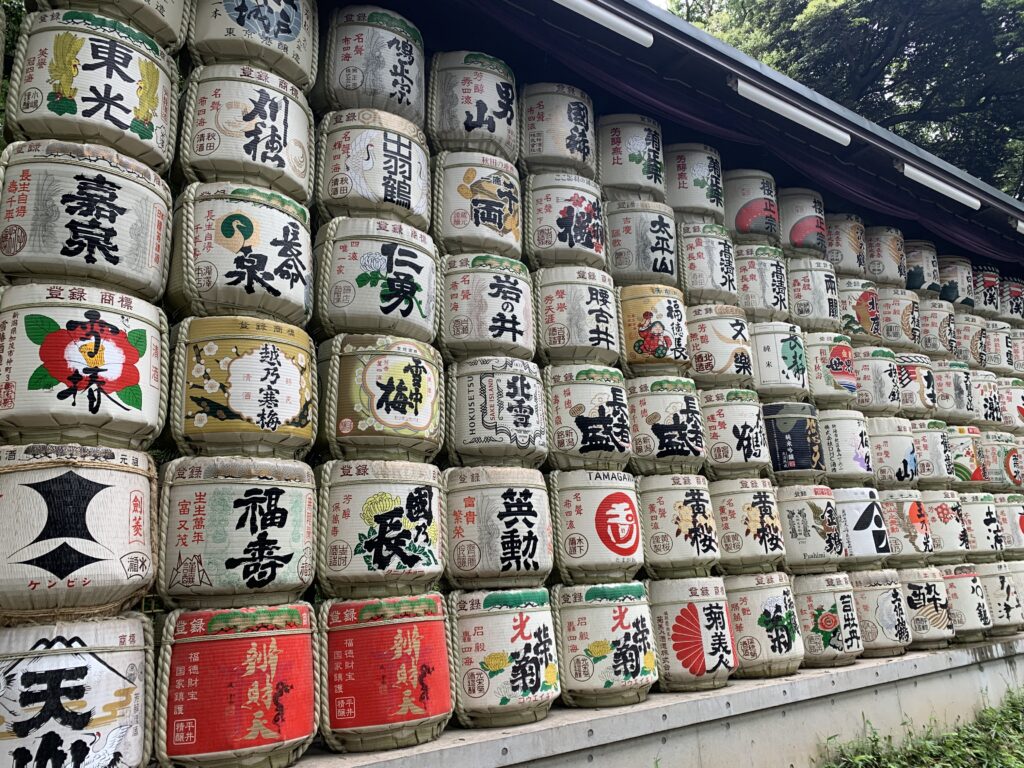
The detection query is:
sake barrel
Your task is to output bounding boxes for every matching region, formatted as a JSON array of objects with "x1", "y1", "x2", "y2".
[
  {"x1": 791, "y1": 261, "x2": 843, "y2": 337},
  {"x1": 626, "y1": 375, "x2": 707, "y2": 475},
  {"x1": 852, "y1": 346, "x2": 901, "y2": 415},
  {"x1": 535, "y1": 266, "x2": 620, "y2": 366},
  {"x1": 792, "y1": 572, "x2": 863, "y2": 667},
  {"x1": 709, "y1": 478, "x2": 784, "y2": 574},
  {"x1": 35, "y1": 0, "x2": 187, "y2": 51},
  {"x1": 700, "y1": 388, "x2": 772, "y2": 479},
  {"x1": 895, "y1": 353, "x2": 936, "y2": 418},
  {"x1": 443, "y1": 466, "x2": 553, "y2": 588},
  {"x1": 678, "y1": 222, "x2": 737, "y2": 304},
  {"x1": 519, "y1": 83, "x2": 597, "y2": 177},
  {"x1": 553, "y1": 582, "x2": 657, "y2": 707},
  {"x1": 724, "y1": 571, "x2": 803, "y2": 677},
  {"x1": 647, "y1": 576, "x2": 736, "y2": 691},
  {"x1": 524, "y1": 173, "x2": 605, "y2": 269},
  {"x1": 971, "y1": 369, "x2": 1002, "y2": 427},
  {"x1": 986, "y1": 320, "x2": 1015, "y2": 375},
  {"x1": 933, "y1": 360, "x2": 974, "y2": 423},
  {"x1": 912, "y1": 419, "x2": 955, "y2": 489},
  {"x1": 778, "y1": 484, "x2": 844, "y2": 573},
  {"x1": 0, "y1": 283, "x2": 166, "y2": 449},
  {"x1": 980, "y1": 430, "x2": 1023, "y2": 492},
  {"x1": 448, "y1": 588, "x2": 558, "y2": 727},
  {"x1": 896, "y1": 567, "x2": 953, "y2": 649},
  {"x1": 960, "y1": 492, "x2": 1004, "y2": 561},
  {"x1": 848, "y1": 569, "x2": 912, "y2": 656},
  {"x1": 905, "y1": 240, "x2": 941, "y2": 296},
  {"x1": 973, "y1": 264, "x2": 1002, "y2": 318},
  {"x1": 316, "y1": 459, "x2": 443, "y2": 597},
  {"x1": 838, "y1": 278, "x2": 882, "y2": 344},
  {"x1": 317, "y1": 334, "x2": 443, "y2": 462},
  {"x1": 638, "y1": 473, "x2": 718, "y2": 578},
  {"x1": 750, "y1": 322, "x2": 809, "y2": 401},
  {"x1": 975, "y1": 561, "x2": 1024, "y2": 635},
  {"x1": 1005, "y1": 562, "x2": 1024, "y2": 615},
  {"x1": 921, "y1": 299, "x2": 958, "y2": 359},
  {"x1": 549, "y1": 469, "x2": 642, "y2": 584},
  {"x1": 0, "y1": 444, "x2": 154, "y2": 622},
  {"x1": 804, "y1": 332, "x2": 857, "y2": 407},
  {"x1": 877, "y1": 287, "x2": 921, "y2": 351},
  {"x1": 158, "y1": 456, "x2": 314, "y2": 608},
  {"x1": 939, "y1": 563, "x2": 993, "y2": 642},
  {"x1": 314, "y1": 109, "x2": 430, "y2": 228},
  {"x1": 9, "y1": 11, "x2": 178, "y2": 172},
  {"x1": 605, "y1": 200, "x2": 678, "y2": 287},
  {"x1": 939, "y1": 255, "x2": 976, "y2": 308},
  {"x1": 432, "y1": 151, "x2": 521, "y2": 258},
  {"x1": 664, "y1": 143, "x2": 724, "y2": 222},
  {"x1": 734, "y1": 243, "x2": 789, "y2": 321},
  {"x1": 864, "y1": 226, "x2": 907, "y2": 288},
  {"x1": 948, "y1": 425, "x2": 986, "y2": 489},
  {"x1": 999, "y1": 377, "x2": 1024, "y2": 434},
  {"x1": 545, "y1": 364, "x2": 631, "y2": 471},
  {"x1": 1001, "y1": 277, "x2": 1024, "y2": 326},
  {"x1": 188, "y1": 0, "x2": 317, "y2": 91},
  {"x1": 441, "y1": 253, "x2": 535, "y2": 361},
  {"x1": 172, "y1": 316, "x2": 315, "y2": 459},
  {"x1": 922, "y1": 489, "x2": 969, "y2": 563},
  {"x1": 621, "y1": 284, "x2": 691, "y2": 376},
  {"x1": 596, "y1": 114, "x2": 665, "y2": 201},
  {"x1": 777, "y1": 187, "x2": 826, "y2": 257},
  {"x1": 169, "y1": 182, "x2": 313, "y2": 326},
  {"x1": 818, "y1": 409, "x2": 873, "y2": 485},
  {"x1": 1013, "y1": 329, "x2": 1024, "y2": 374},
  {"x1": 722, "y1": 169, "x2": 780, "y2": 246},
  {"x1": 0, "y1": 140, "x2": 170, "y2": 301},
  {"x1": 157, "y1": 604, "x2": 316, "y2": 767},
  {"x1": 318, "y1": 594, "x2": 452, "y2": 752},
  {"x1": 866, "y1": 417, "x2": 918, "y2": 489},
  {"x1": 684, "y1": 303, "x2": 751, "y2": 386},
  {"x1": 180, "y1": 65, "x2": 315, "y2": 205},
  {"x1": 993, "y1": 493, "x2": 1024, "y2": 559},
  {"x1": 311, "y1": 6, "x2": 424, "y2": 124},
  {"x1": 762, "y1": 402, "x2": 825, "y2": 483},
  {"x1": 824, "y1": 213, "x2": 866, "y2": 278},
  {"x1": 834, "y1": 487, "x2": 890, "y2": 569},
  {"x1": 878, "y1": 489, "x2": 931, "y2": 567},
  {"x1": 1, "y1": 614, "x2": 151, "y2": 767}
]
